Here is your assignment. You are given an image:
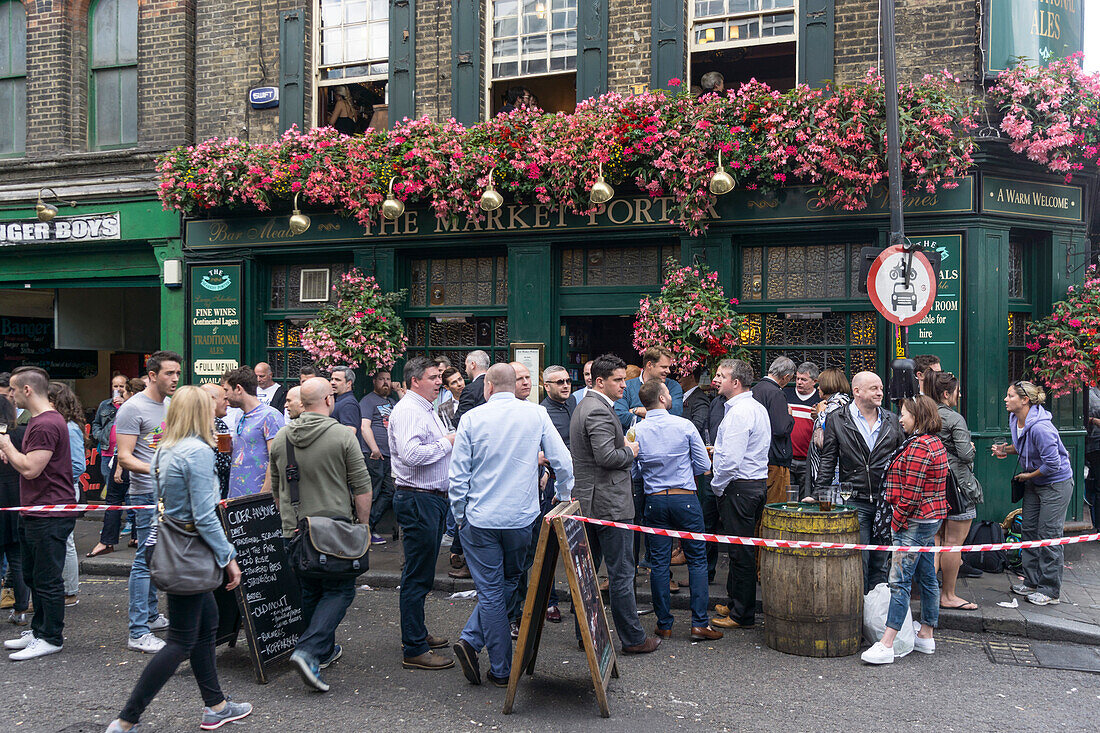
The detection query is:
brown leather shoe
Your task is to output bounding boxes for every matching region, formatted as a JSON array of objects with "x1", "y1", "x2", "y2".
[
  {"x1": 427, "y1": 634, "x2": 449, "y2": 649},
  {"x1": 670, "y1": 548, "x2": 687, "y2": 566},
  {"x1": 654, "y1": 626, "x2": 672, "y2": 640},
  {"x1": 710, "y1": 615, "x2": 752, "y2": 629},
  {"x1": 622, "y1": 636, "x2": 661, "y2": 654},
  {"x1": 448, "y1": 565, "x2": 472, "y2": 579},
  {"x1": 690, "y1": 625, "x2": 724, "y2": 641},
  {"x1": 402, "y1": 651, "x2": 455, "y2": 670},
  {"x1": 669, "y1": 579, "x2": 680, "y2": 593},
  {"x1": 450, "y1": 553, "x2": 465, "y2": 569},
  {"x1": 714, "y1": 603, "x2": 730, "y2": 617}
]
